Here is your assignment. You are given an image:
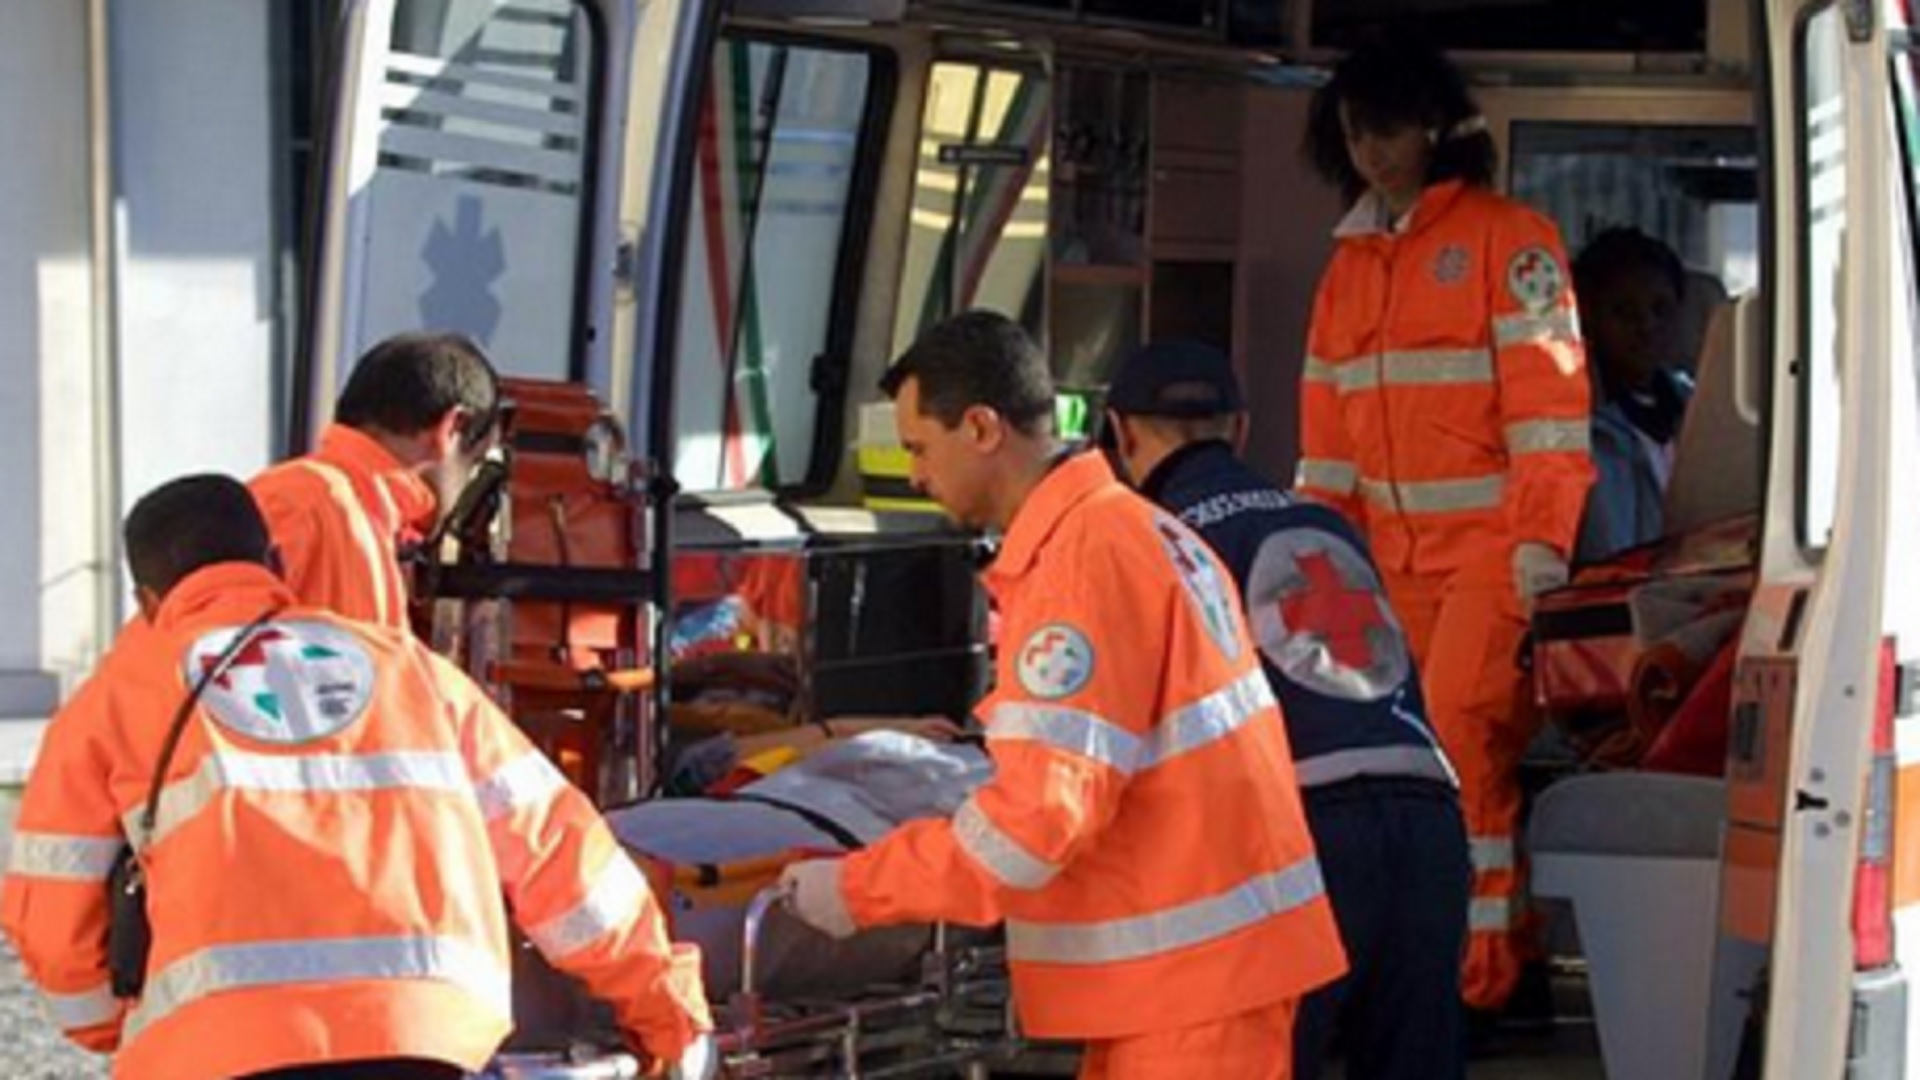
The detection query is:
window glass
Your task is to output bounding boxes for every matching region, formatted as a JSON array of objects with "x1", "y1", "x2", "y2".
[
  {"x1": 1510, "y1": 123, "x2": 1760, "y2": 298},
  {"x1": 1798, "y1": 3, "x2": 1848, "y2": 551},
  {"x1": 360, "y1": 0, "x2": 595, "y2": 378},
  {"x1": 672, "y1": 37, "x2": 875, "y2": 491},
  {"x1": 892, "y1": 61, "x2": 1051, "y2": 359}
]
